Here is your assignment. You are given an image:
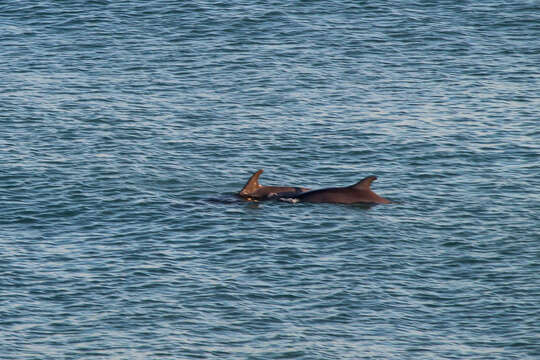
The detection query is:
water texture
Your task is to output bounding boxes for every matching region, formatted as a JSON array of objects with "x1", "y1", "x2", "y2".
[{"x1": 1, "y1": 1, "x2": 539, "y2": 359}]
